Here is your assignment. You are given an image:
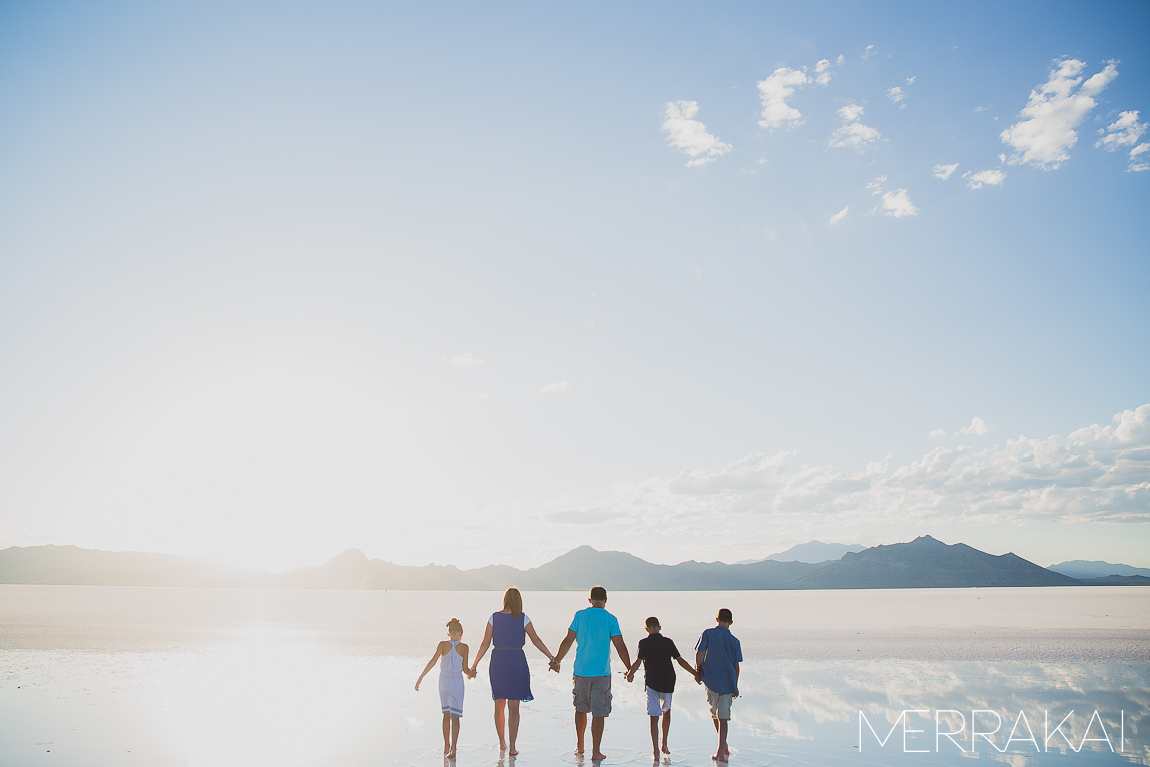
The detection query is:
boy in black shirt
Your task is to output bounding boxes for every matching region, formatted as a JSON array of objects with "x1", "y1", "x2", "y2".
[{"x1": 624, "y1": 616, "x2": 701, "y2": 758}]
